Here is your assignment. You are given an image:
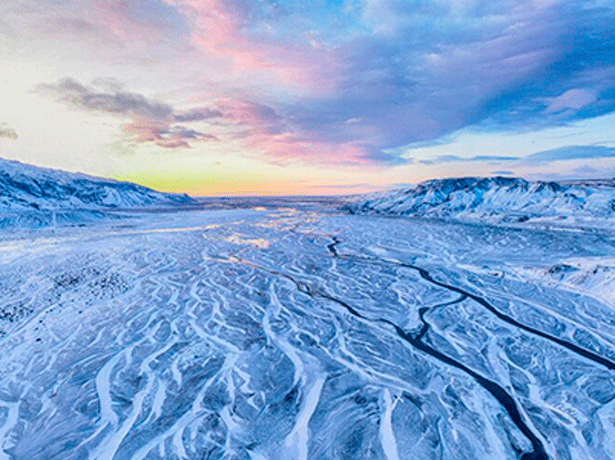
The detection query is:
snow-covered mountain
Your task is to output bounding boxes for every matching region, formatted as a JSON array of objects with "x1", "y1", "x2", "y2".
[
  {"x1": 0, "y1": 157, "x2": 192, "y2": 211},
  {"x1": 343, "y1": 176, "x2": 615, "y2": 228}
]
